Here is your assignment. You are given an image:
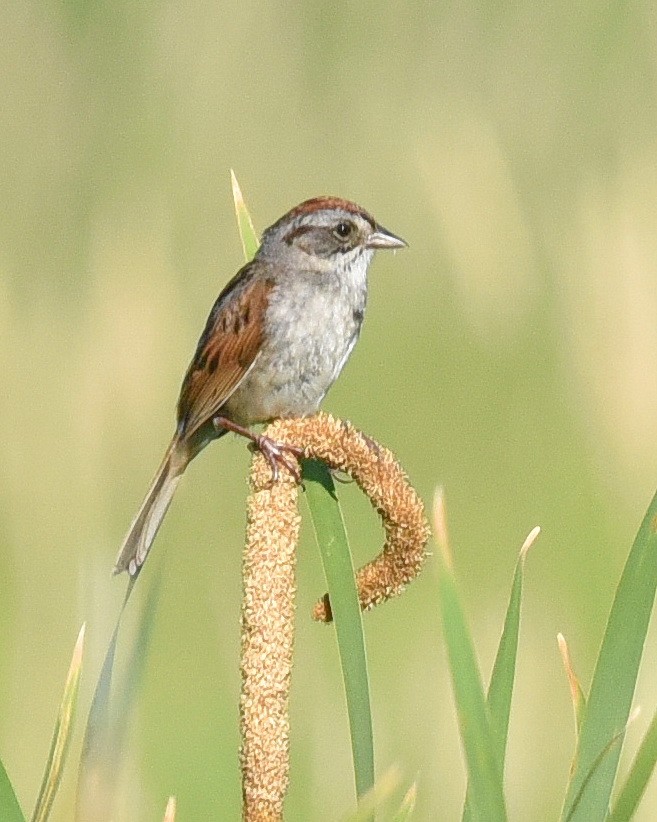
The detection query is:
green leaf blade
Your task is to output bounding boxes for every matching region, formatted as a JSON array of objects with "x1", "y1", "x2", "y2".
[
  {"x1": 486, "y1": 558, "x2": 523, "y2": 755},
  {"x1": 163, "y1": 796, "x2": 177, "y2": 821},
  {"x1": 562, "y1": 489, "x2": 657, "y2": 821},
  {"x1": 31, "y1": 624, "x2": 85, "y2": 822},
  {"x1": 393, "y1": 782, "x2": 417, "y2": 821},
  {"x1": 463, "y1": 528, "x2": 537, "y2": 822},
  {"x1": 609, "y1": 709, "x2": 657, "y2": 822},
  {"x1": 434, "y1": 491, "x2": 507, "y2": 822},
  {"x1": 303, "y1": 460, "x2": 374, "y2": 802},
  {"x1": 558, "y1": 634, "x2": 587, "y2": 736},
  {"x1": 76, "y1": 575, "x2": 159, "y2": 821},
  {"x1": 231, "y1": 170, "x2": 259, "y2": 261},
  {"x1": 439, "y1": 565, "x2": 507, "y2": 821},
  {"x1": 341, "y1": 768, "x2": 401, "y2": 822},
  {"x1": 75, "y1": 609, "x2": 123, "y2": 821},
  {"x1": 0, "y1": 758, "x2": 25, "y2": 822}
]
